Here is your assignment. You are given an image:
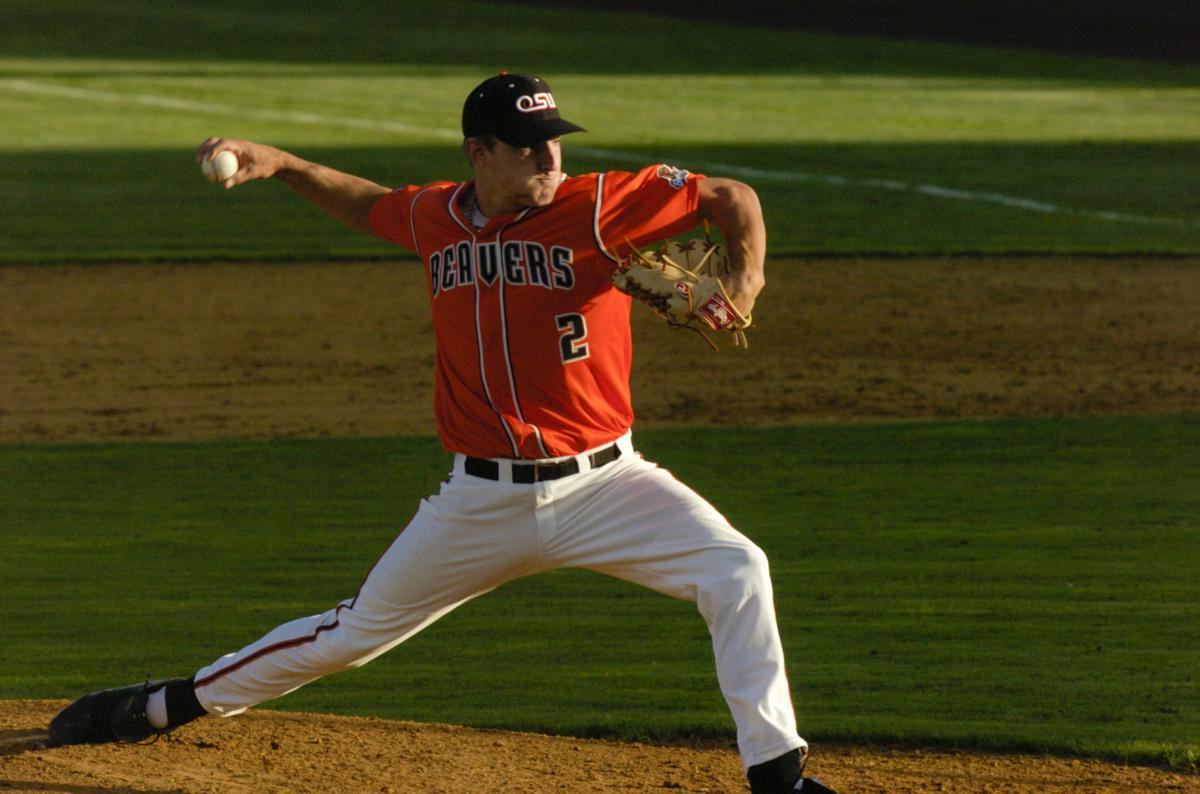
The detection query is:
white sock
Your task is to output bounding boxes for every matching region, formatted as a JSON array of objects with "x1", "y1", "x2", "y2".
[{"x1": 146, "y1": 686, "x2": 169, "y2": 729}]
